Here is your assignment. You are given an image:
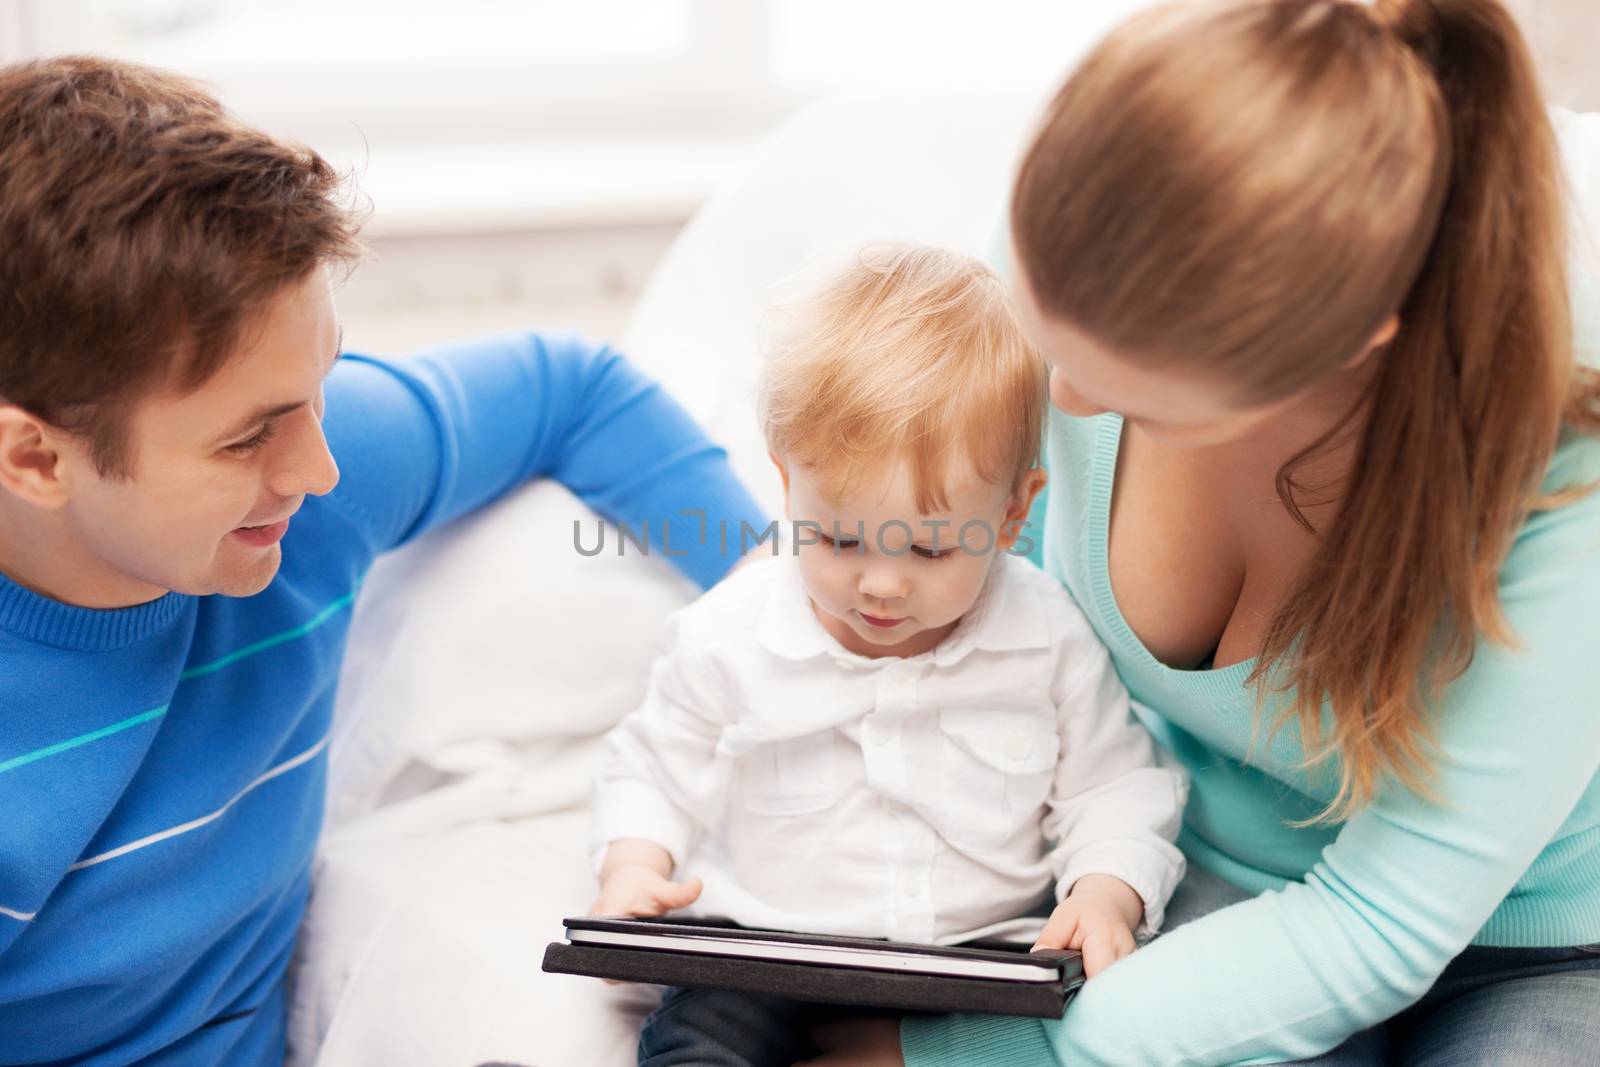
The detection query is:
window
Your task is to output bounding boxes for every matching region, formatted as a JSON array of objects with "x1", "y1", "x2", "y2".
[{"x1": 6, "y1": 1, "x2": 1160, "y2": 230}]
